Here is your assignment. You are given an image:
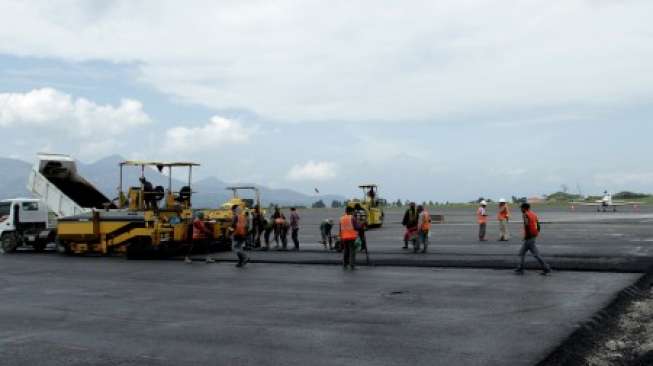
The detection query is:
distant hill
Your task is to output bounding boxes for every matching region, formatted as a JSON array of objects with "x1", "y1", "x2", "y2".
[
  {"x1": 0, "y1": 155, "x2": 345, "y2": 207},
  {"x1": 0, "y1": 158, "x2": 32, "y2": 199}
]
